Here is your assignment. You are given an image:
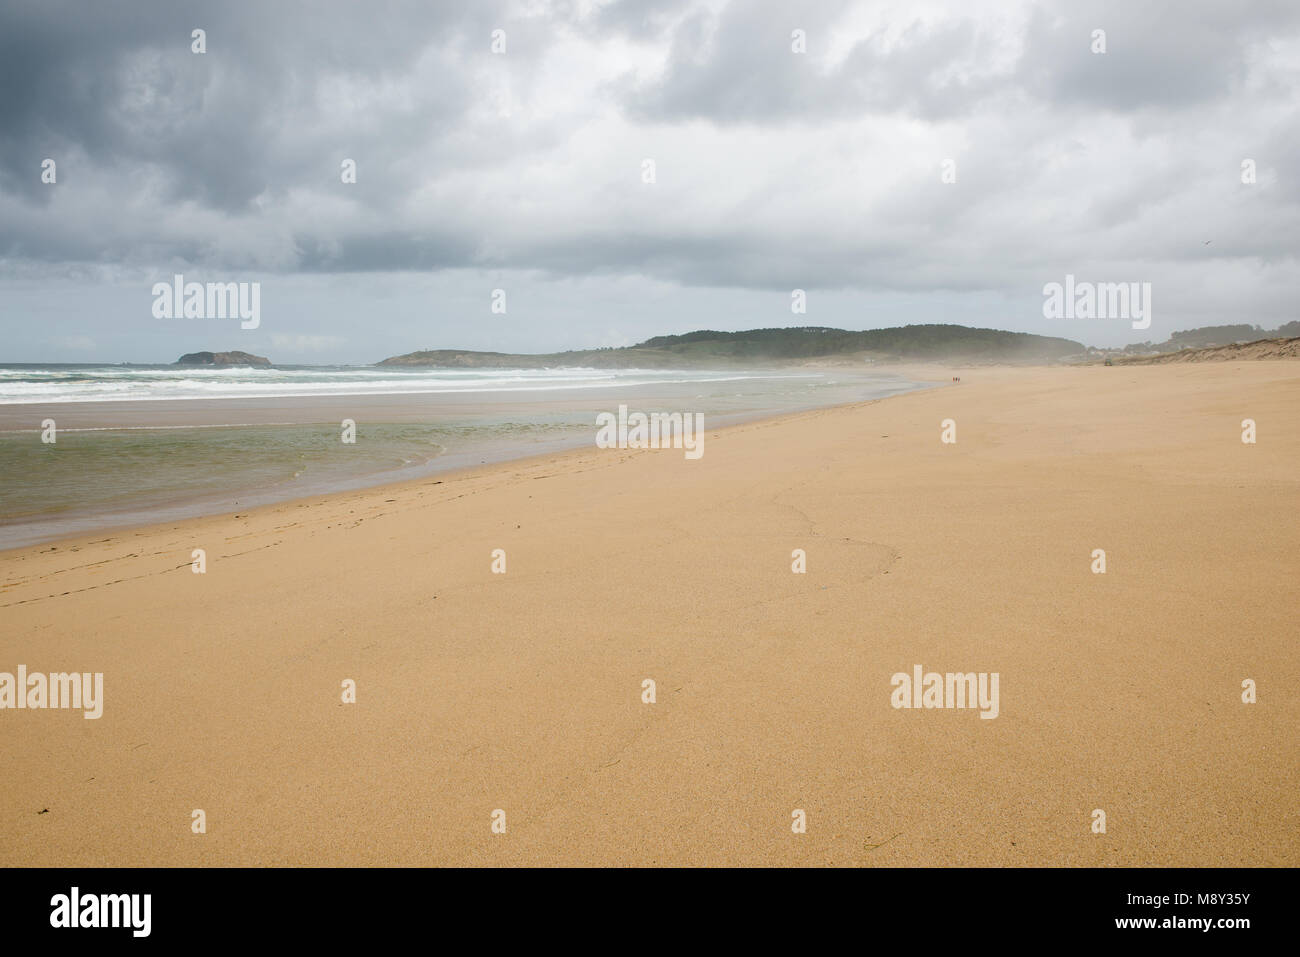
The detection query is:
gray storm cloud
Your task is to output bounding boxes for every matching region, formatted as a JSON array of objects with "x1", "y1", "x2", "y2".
[{"x1": 0, "y1": 0, "x2": 1296, "y2": 361}]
